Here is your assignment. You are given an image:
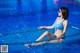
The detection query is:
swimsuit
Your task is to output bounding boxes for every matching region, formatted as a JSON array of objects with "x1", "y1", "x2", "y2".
[
  {"x1": 53, "y1": 18, "x2": 65, "y2": 39},
  {"x1": 53, "y1": 19, "x2": 64, "y2": 31}
]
